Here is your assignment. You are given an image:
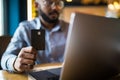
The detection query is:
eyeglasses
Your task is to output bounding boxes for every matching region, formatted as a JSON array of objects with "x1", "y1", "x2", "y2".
[{"x1": 42, "y1": 0, "x2": 64, "y2": 9}]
